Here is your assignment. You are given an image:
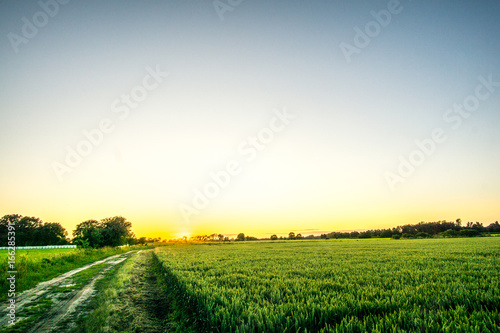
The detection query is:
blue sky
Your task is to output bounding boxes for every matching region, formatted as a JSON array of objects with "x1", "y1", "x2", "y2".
[{"x1": 1, "y1": 0, "x2": 499, "y2": 238}]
